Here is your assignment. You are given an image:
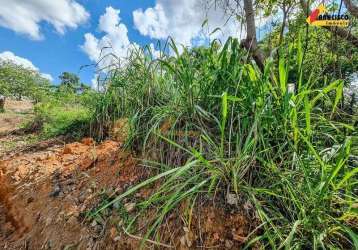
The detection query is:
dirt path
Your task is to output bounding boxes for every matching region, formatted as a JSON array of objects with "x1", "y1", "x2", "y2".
[
  {"x1": 0, "y1": 140, "x2": 254, "y2": 249},
  {"x1": 0, "y1": 99, "x2": 33, "y2": 135},
  {"x1": 0, "y1": 99, "x2": 36, "y2": 154}
]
